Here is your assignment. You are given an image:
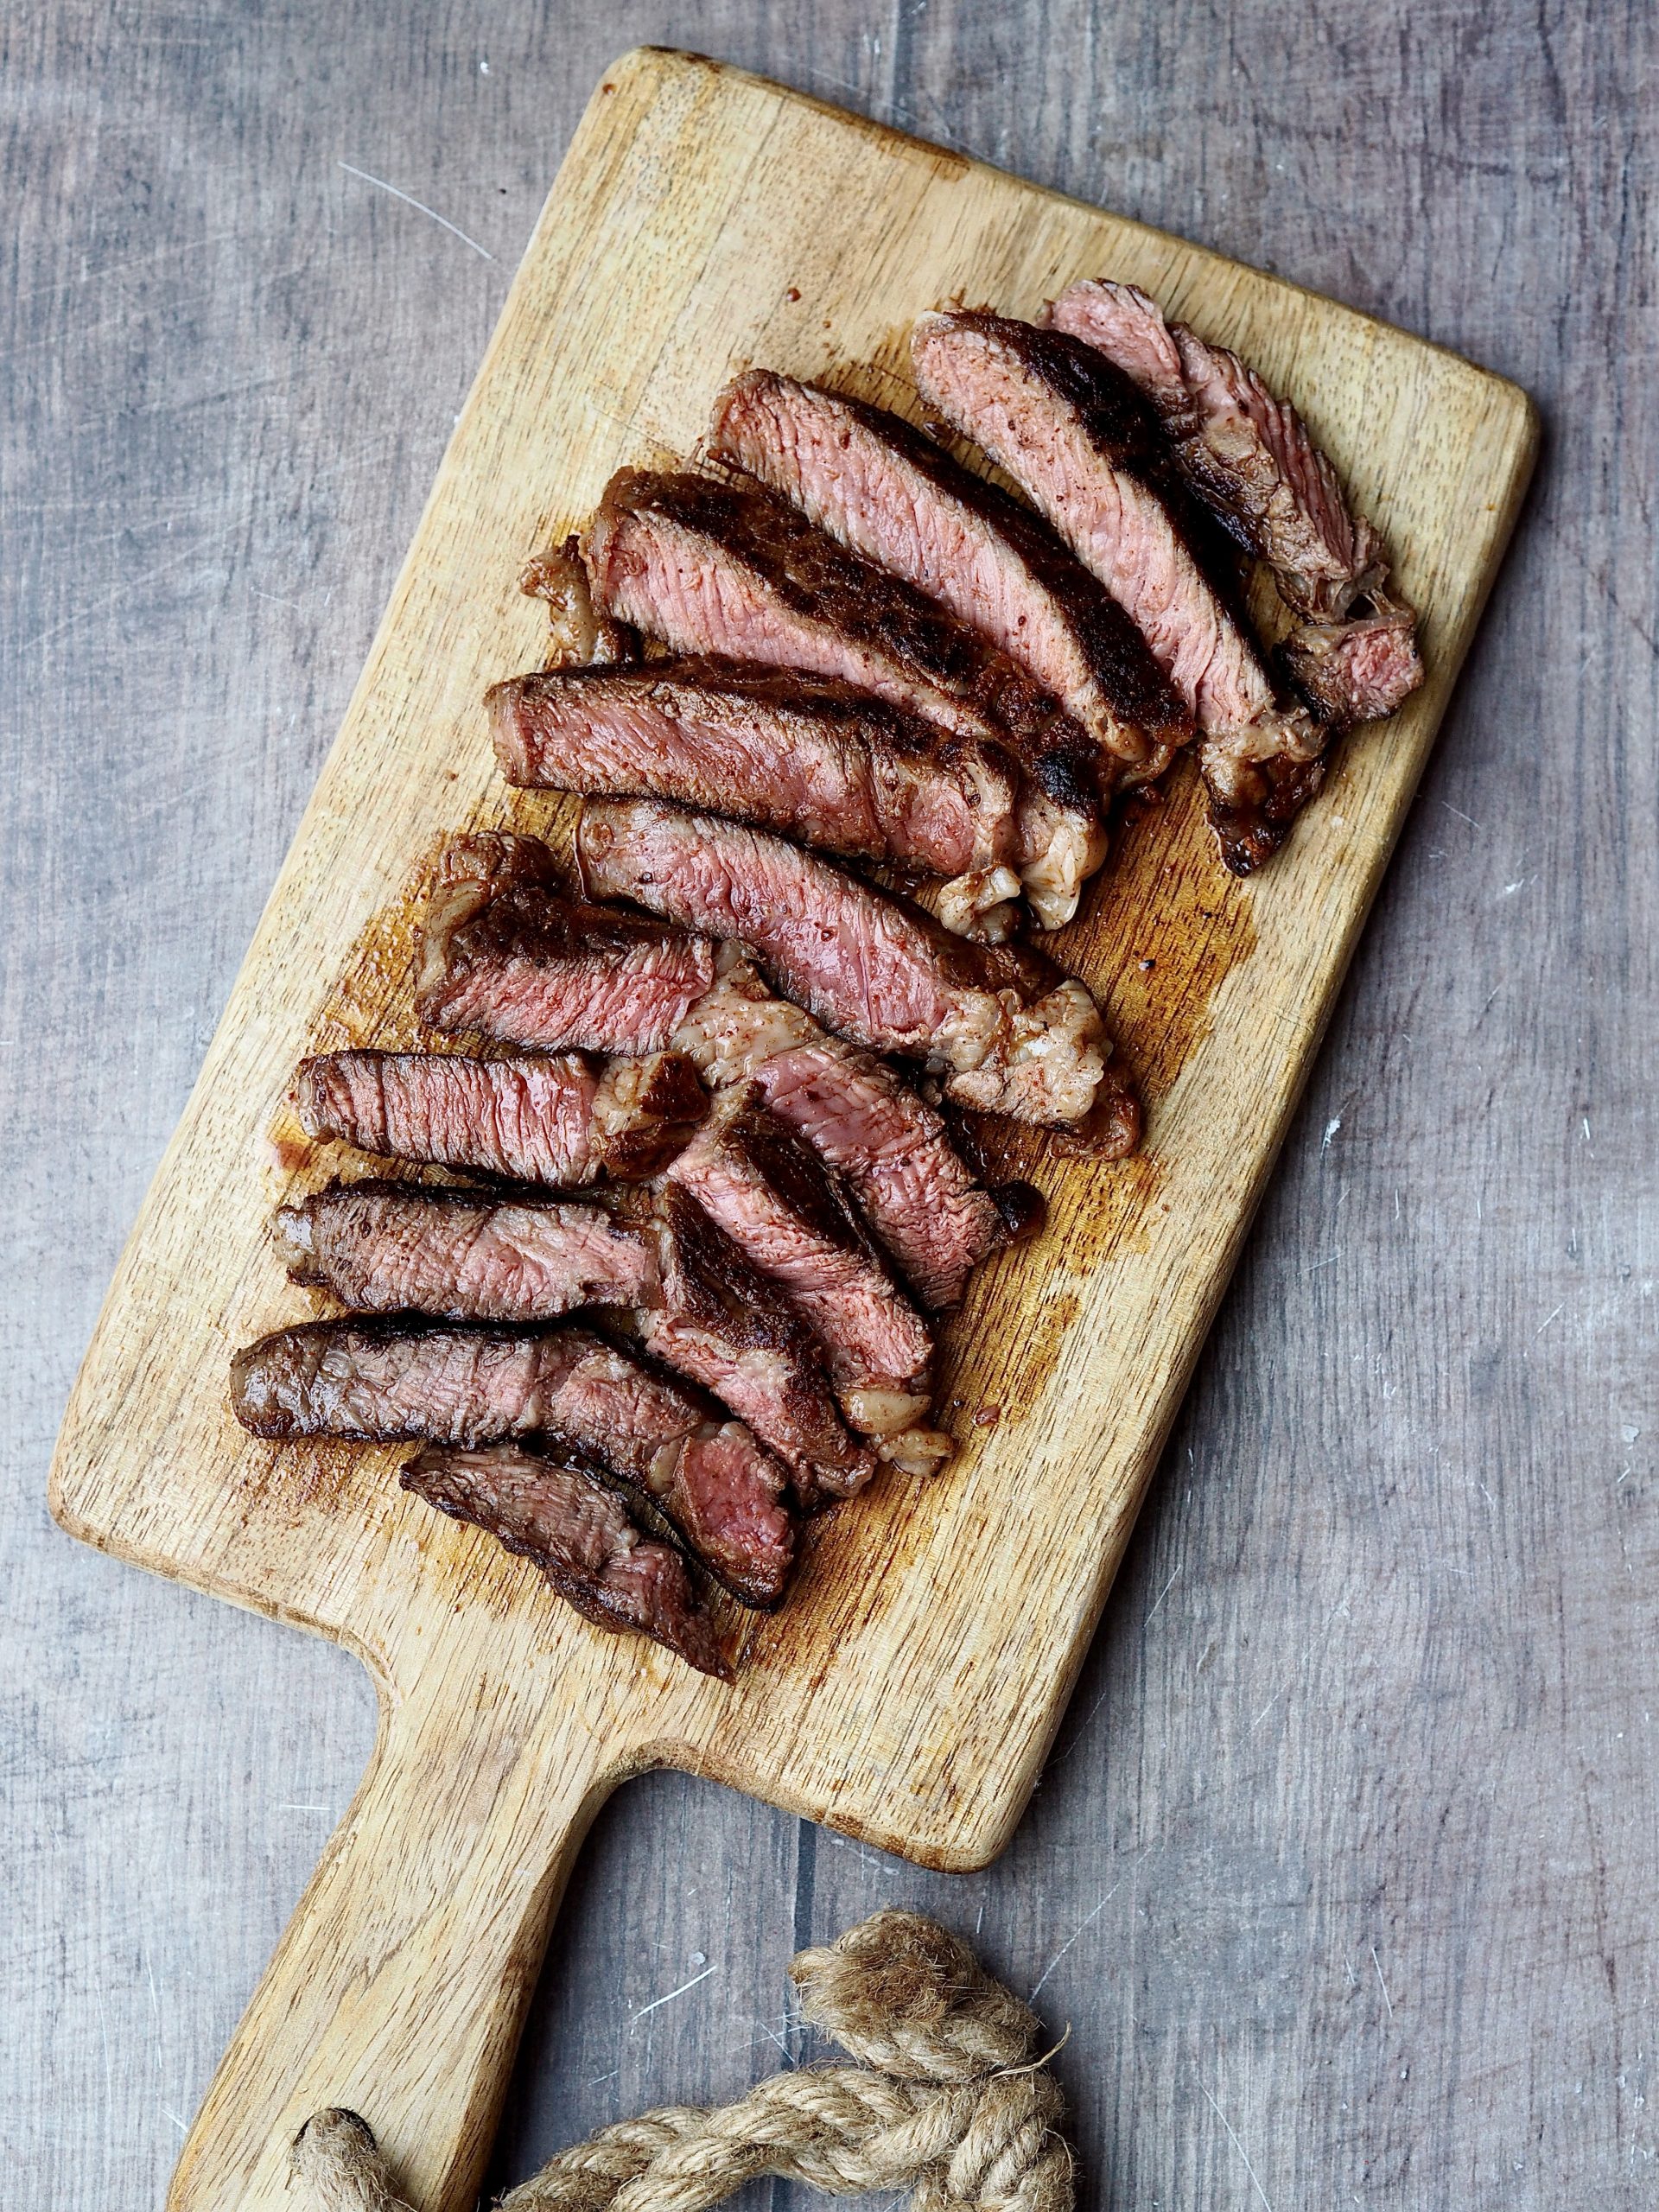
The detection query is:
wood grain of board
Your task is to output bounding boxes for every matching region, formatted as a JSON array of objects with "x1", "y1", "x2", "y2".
[{"x1": 46, "y1": 47, "x2": 1535, "y2": 2212}]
